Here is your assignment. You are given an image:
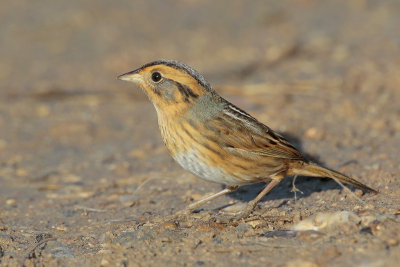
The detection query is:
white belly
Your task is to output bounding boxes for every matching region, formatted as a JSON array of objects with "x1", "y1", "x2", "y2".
[{"x1": 173, "y1": 150, "x2": 236, "y2": 185}]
